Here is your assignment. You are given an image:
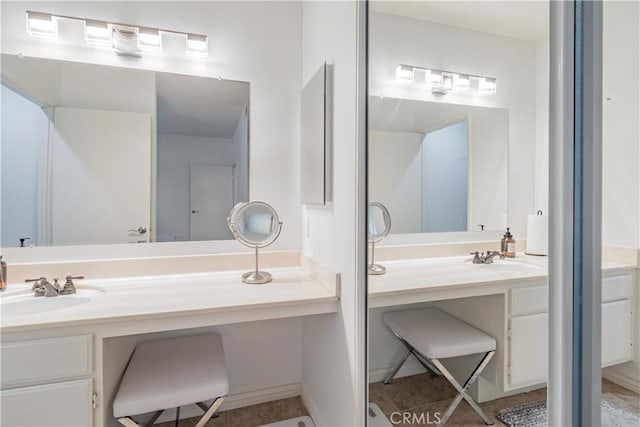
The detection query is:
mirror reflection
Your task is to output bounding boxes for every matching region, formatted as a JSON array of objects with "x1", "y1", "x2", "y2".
[
  {"x1": 229, "y1": 202, "x2": 281, "y2": 248},
  {"x1": 1, "y1": 54, "x2": 249, "y2": 247},
  {"x1": 369, "y1": 96, "x2": 508, "y2": 234}
]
